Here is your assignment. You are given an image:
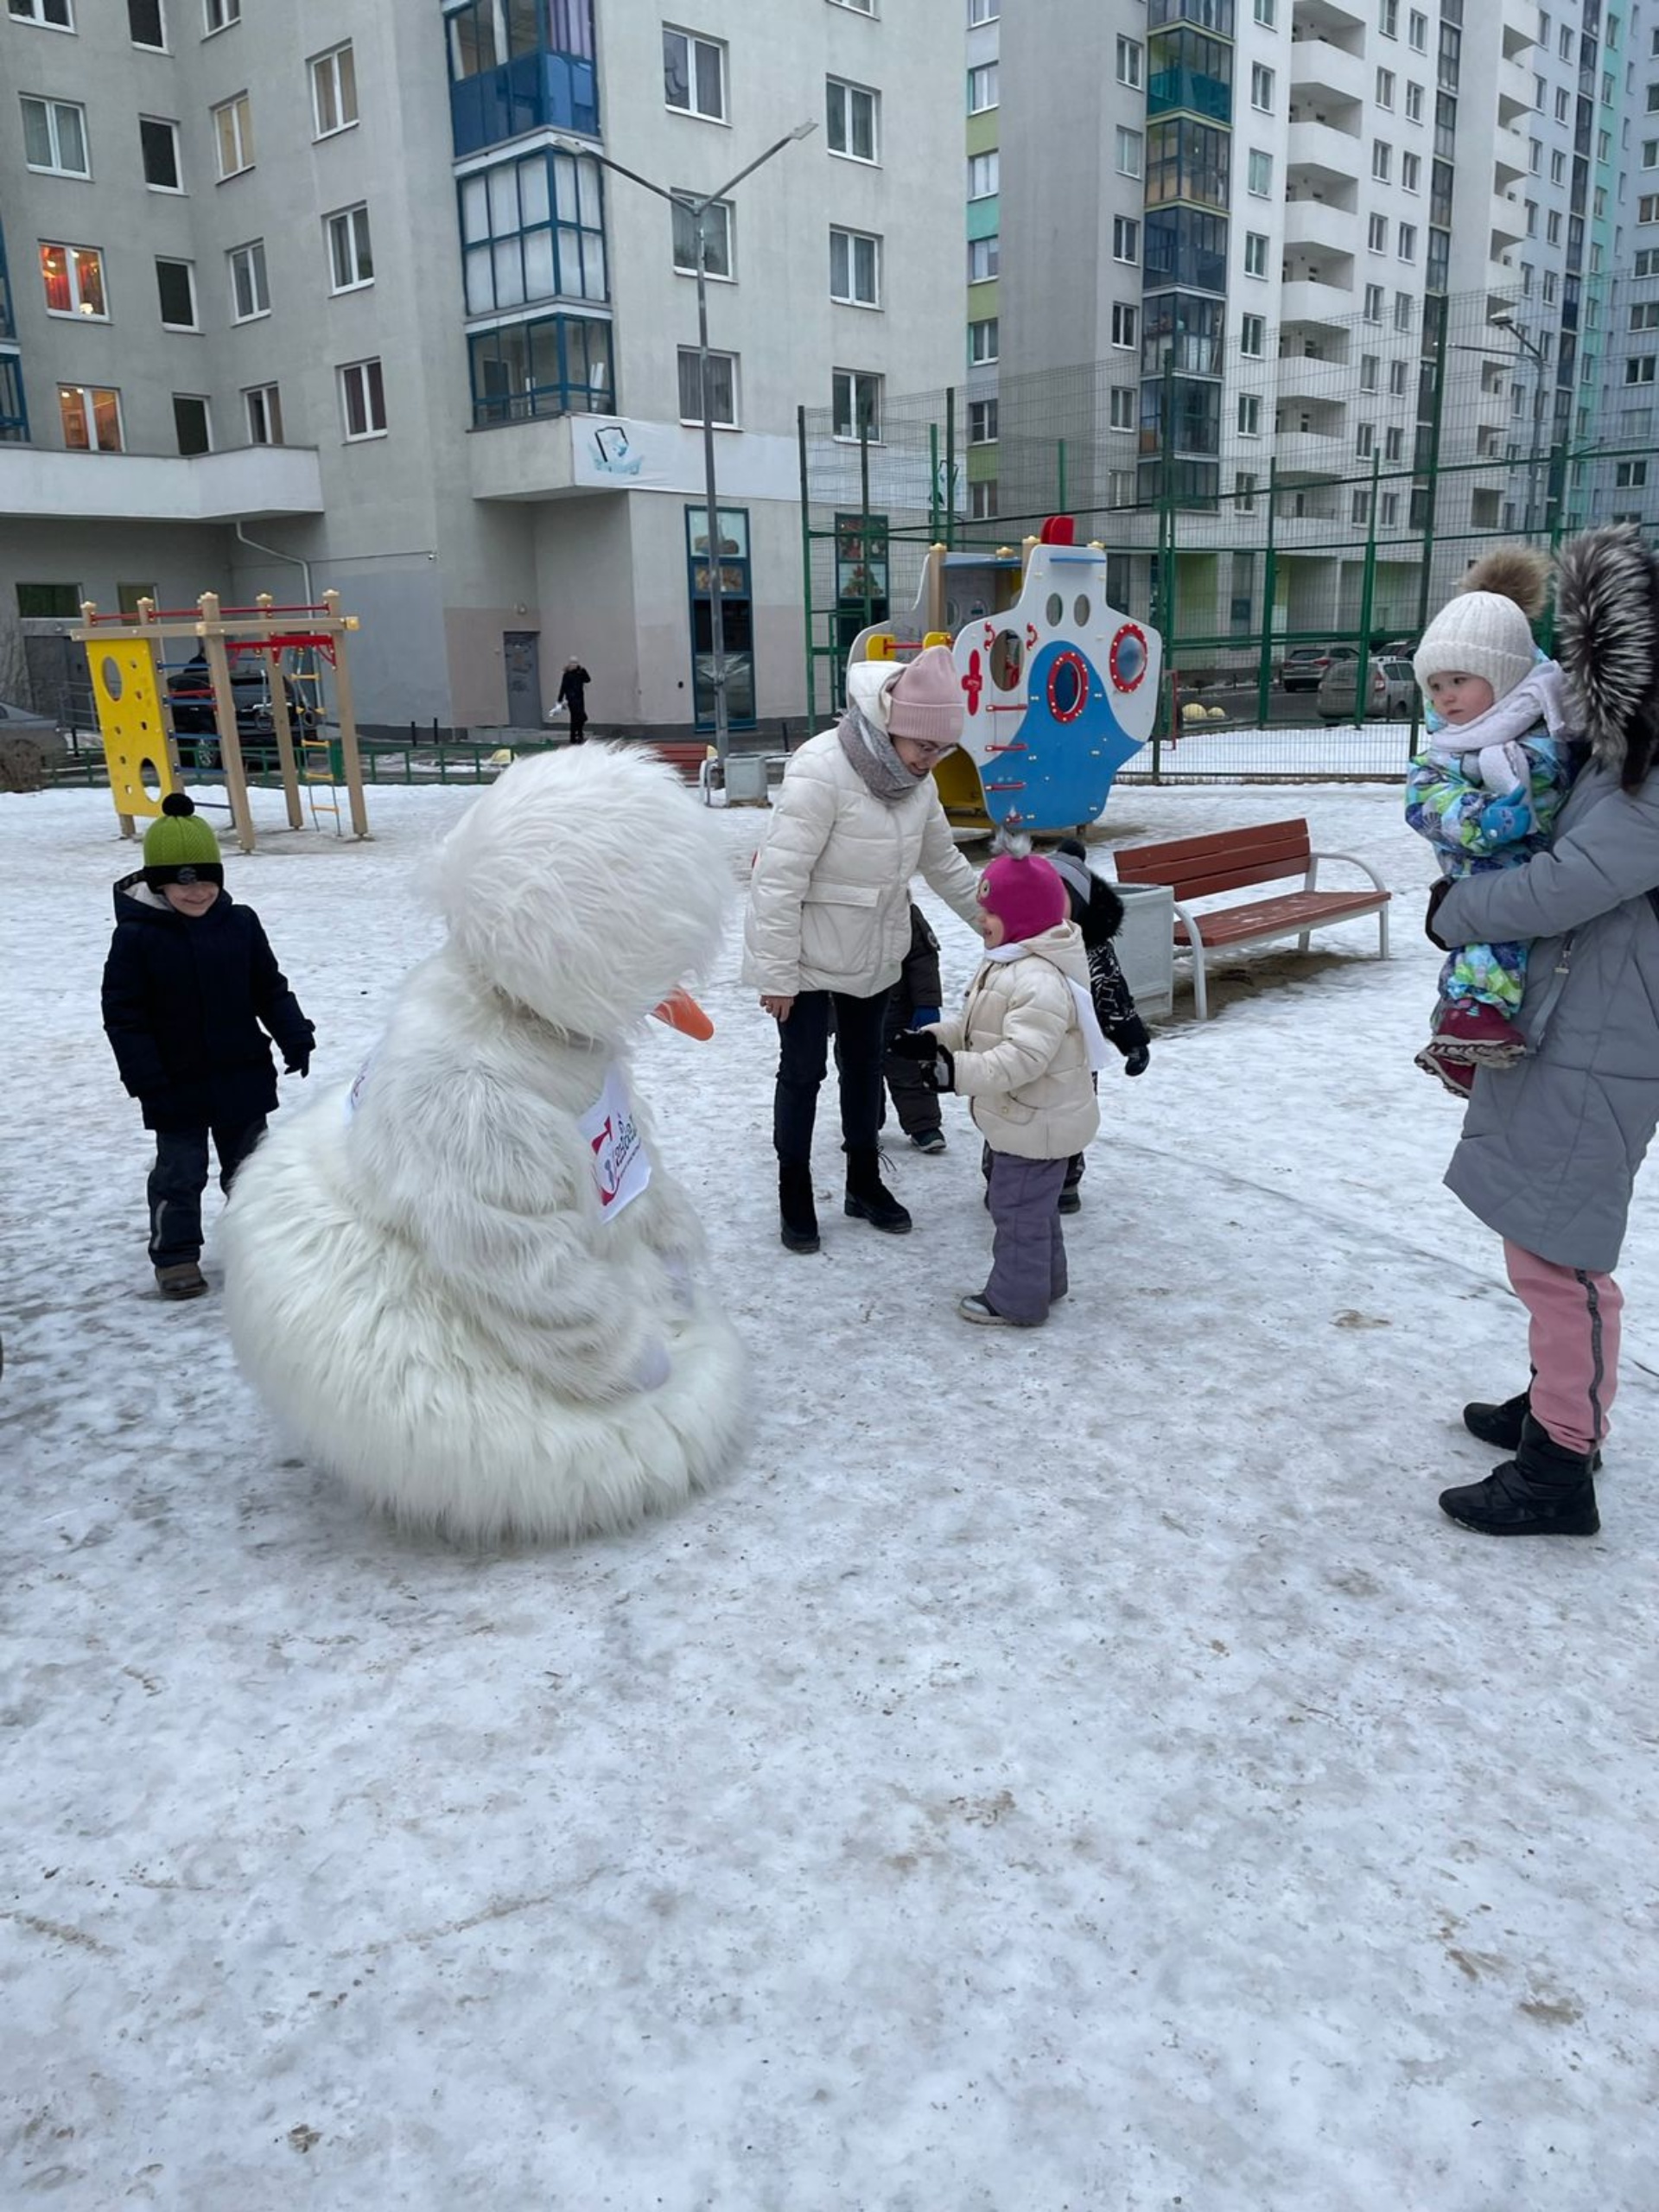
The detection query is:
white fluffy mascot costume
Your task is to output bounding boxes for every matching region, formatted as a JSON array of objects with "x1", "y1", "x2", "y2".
[{"x1": 220, "y1": 745, "x2": 747, "y2": 1543}]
